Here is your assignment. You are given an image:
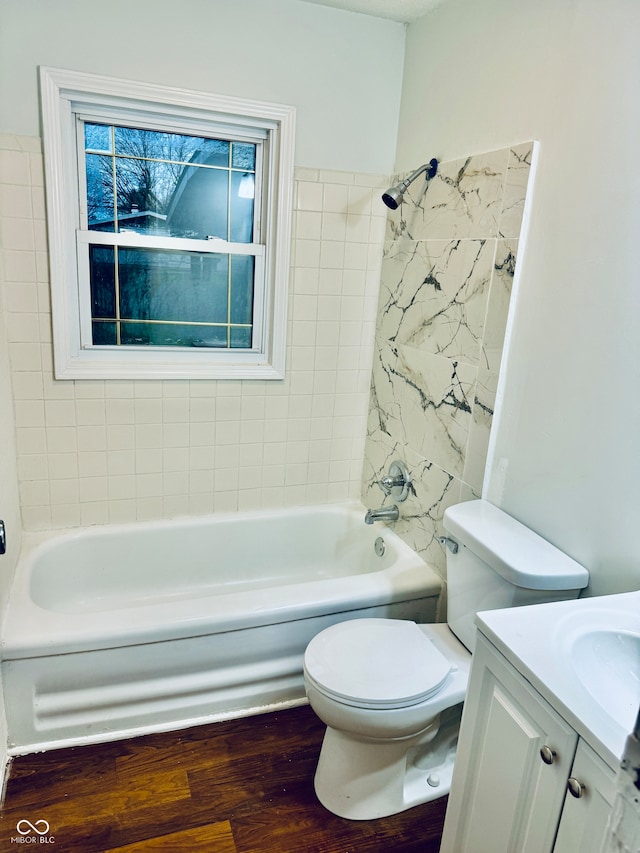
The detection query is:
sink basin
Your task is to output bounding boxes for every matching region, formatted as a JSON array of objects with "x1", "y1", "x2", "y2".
[
  {"x1": 571, "y1": 628, "x2": 640, "y2": 733},
  {"x1": 477, "y1": 590, "x2": 640, "y2": 769}
]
